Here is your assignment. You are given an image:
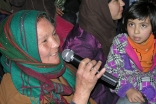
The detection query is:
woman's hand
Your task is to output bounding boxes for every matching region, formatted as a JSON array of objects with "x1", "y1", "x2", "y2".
[
  {"x1": 72, "y1": 58, "x2": 105, "y2": 104},
  {"x1": 126, "y1": 88, "x2": 145, "y2": 103},
  {"x1": 56, "y1": 7, "x2": 64, "y2": 16}
]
